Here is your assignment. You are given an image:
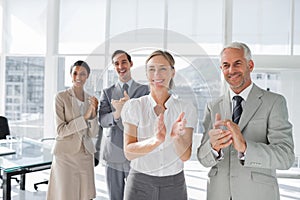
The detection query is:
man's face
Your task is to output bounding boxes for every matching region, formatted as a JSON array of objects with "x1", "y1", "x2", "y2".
[
  {"x1": 112, "y1": 53, "x2": 132, "y2": 82},
  {"x1": 220, "y1": 48, "x2": 254, "y2": 94}
]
